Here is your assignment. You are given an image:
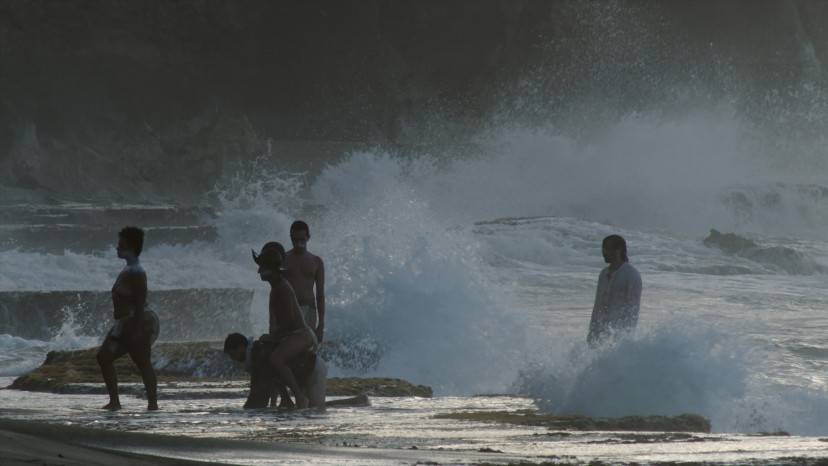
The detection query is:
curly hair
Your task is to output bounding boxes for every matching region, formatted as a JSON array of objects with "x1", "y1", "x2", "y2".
[
  {"x1": 119, "y1": 226, "x2": 145, "y2": 256},
  {"x1": 224, "y1": 332, "x2": 248, "y2": 354}
]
